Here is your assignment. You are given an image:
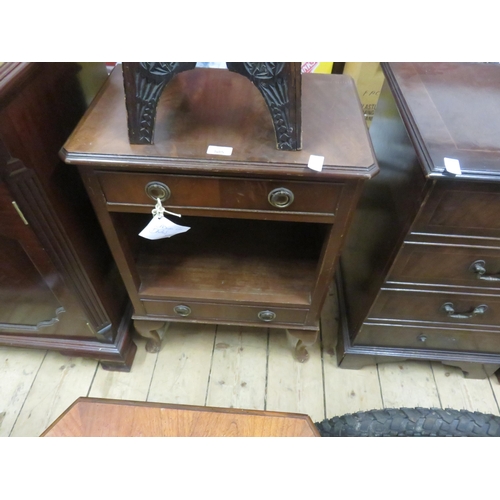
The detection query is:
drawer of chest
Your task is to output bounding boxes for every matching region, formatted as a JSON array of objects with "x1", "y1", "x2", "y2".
[
  {"x1": 96, "y1": 172, "x2": 343, "y2": 219},
  {"x1": 141, "y1": 299, "x2": 308, "y2": 326},
  {"x1": 387, "y1": 243, "x2": 500, "y2": 290},
  {"x1": 354, "y1": 323, "x2": 500, "y2": 354},
  {"x1": 411, "y1": 182, "x2": 500, "y2": 240},
  {"x1": 368, "y1": 290, "x2": 500, "y2": 328}
]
